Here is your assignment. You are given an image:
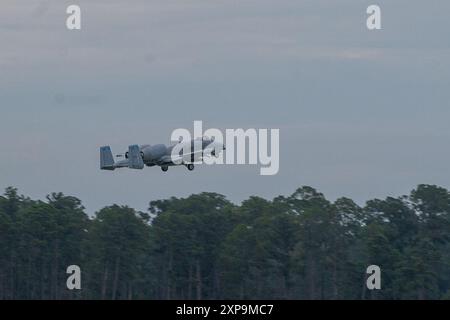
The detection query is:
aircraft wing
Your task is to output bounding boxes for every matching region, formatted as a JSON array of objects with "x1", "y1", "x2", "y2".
[{"x1": 158, "y1": 147, "x2": 205, "y2": 165}]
